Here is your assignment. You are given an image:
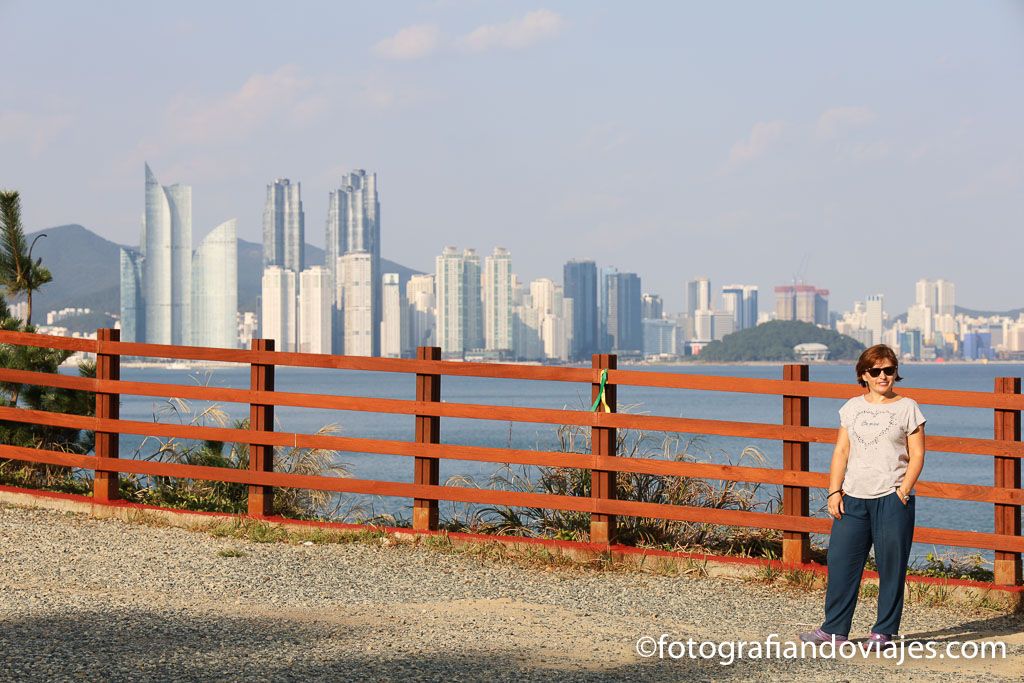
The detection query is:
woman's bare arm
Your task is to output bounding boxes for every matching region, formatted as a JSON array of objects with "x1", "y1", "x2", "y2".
[
  {"x1": 897, "y1": 426, "x2": 926, "y2": 503},
  {"x1": 827, "y1": 427, "x2": 850, "y2": 519}
]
